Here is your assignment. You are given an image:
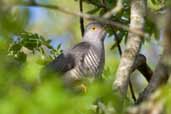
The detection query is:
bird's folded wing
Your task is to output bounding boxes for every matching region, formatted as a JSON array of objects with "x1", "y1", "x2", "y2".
[
  {"x1": 45, "y1": 53, "x2": 75, "y2": 73},
  {"x1": 43, "y1": 42, "x2": 91, "y2": 74}
]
